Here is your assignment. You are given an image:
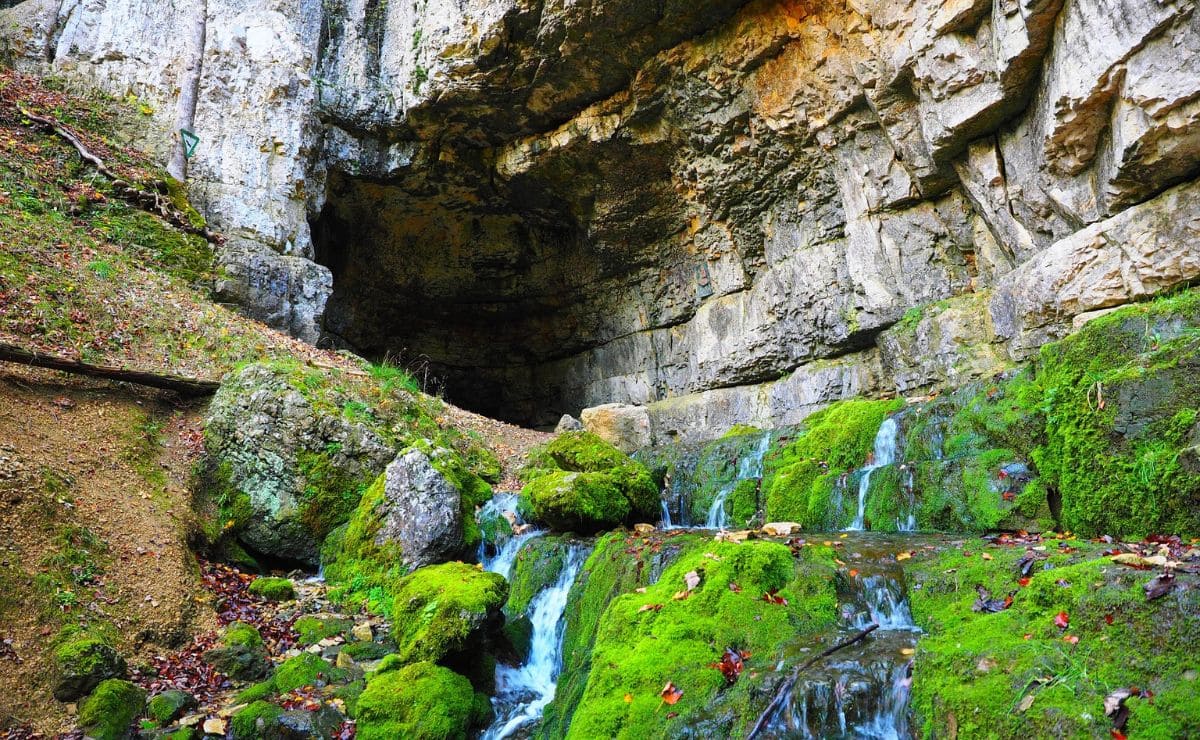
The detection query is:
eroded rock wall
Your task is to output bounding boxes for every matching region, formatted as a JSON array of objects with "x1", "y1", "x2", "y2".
[{"x1": 5, "y1": 0, "x2": 1198, "y2": 435}]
